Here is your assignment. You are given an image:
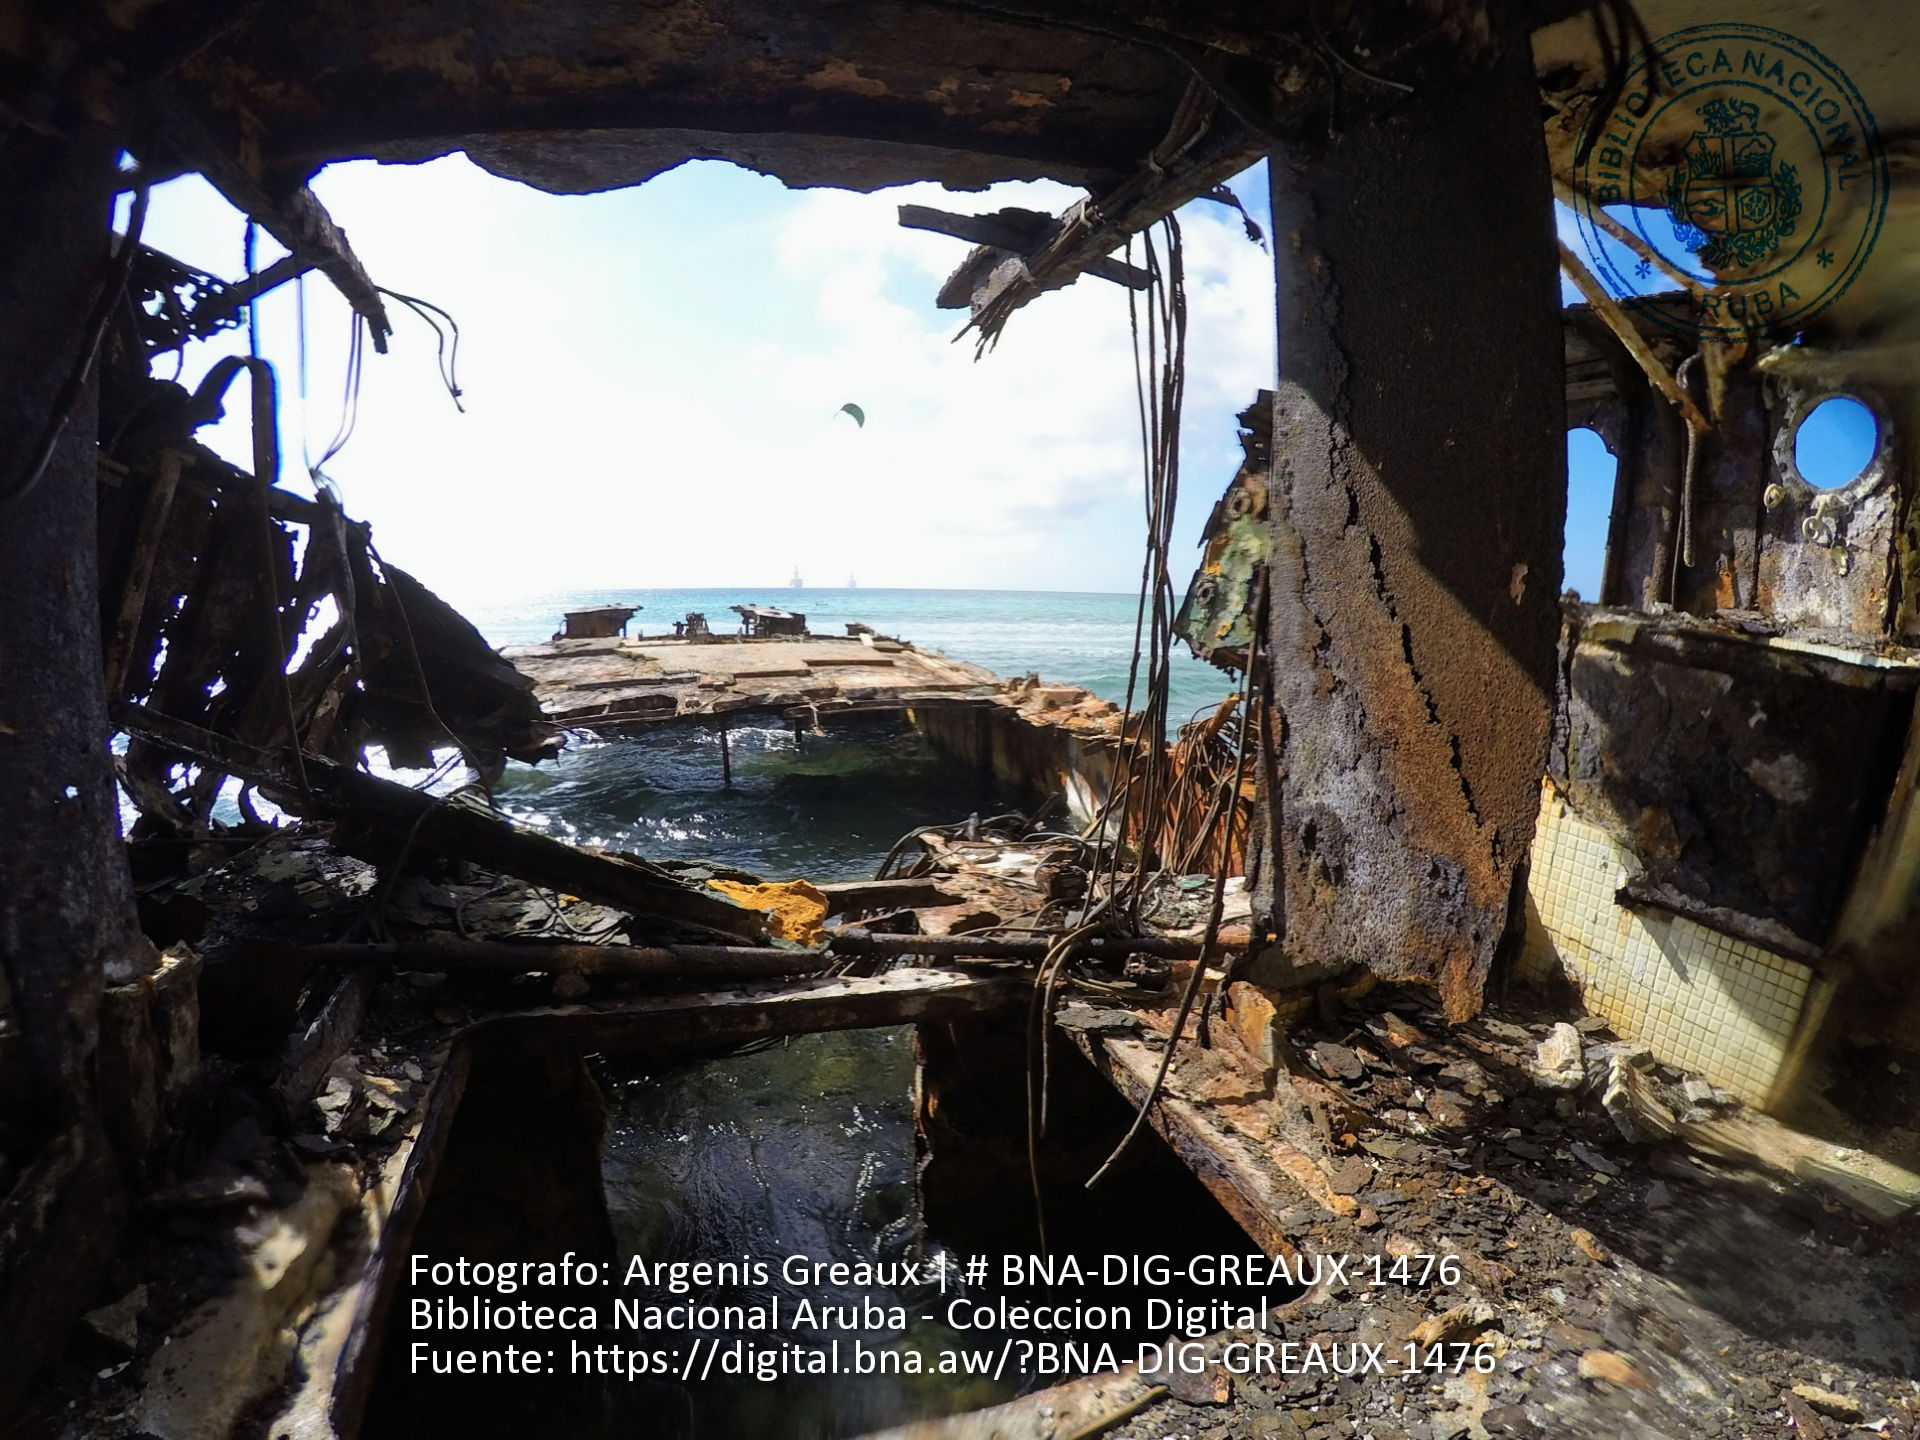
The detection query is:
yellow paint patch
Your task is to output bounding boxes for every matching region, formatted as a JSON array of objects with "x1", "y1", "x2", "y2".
[{"x1": 708, "y1": 879, "x2": 829, "y2": 945}]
